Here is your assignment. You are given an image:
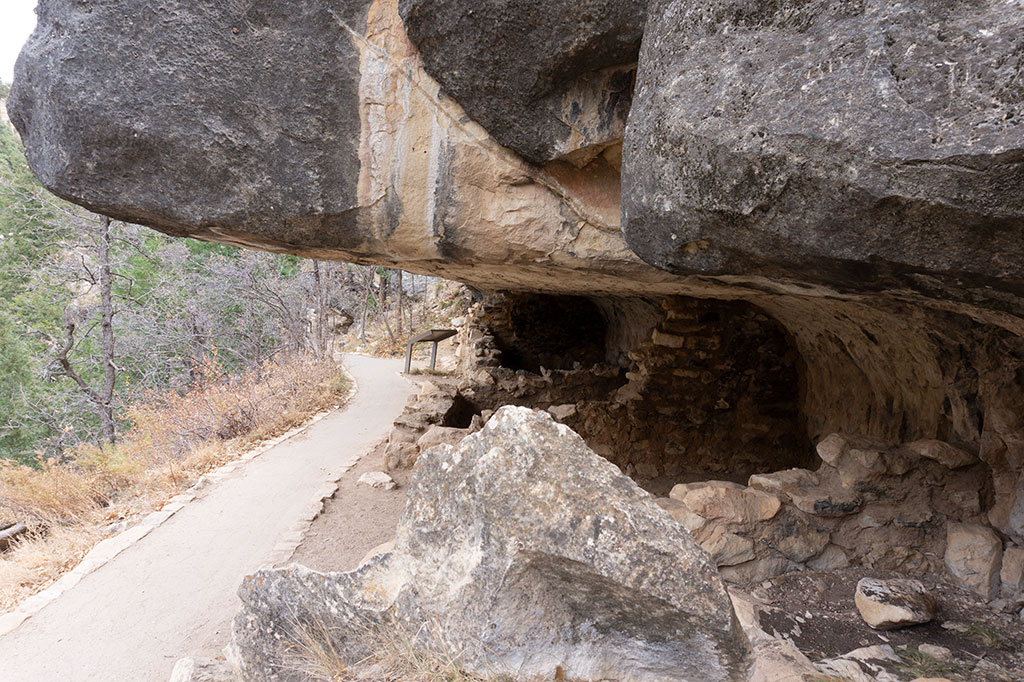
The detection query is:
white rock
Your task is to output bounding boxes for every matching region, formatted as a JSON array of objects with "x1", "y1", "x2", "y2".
[
  {"x1": 854, "y1": 578, "x2": 936, "y2": 630},
  {"x1": 357, "y1": 471, "x2": 397, "y2": 490},
  {"x1": 1001, "y1": 545, "x2": 1024, "y2": 595},
  {"x1": 944, "y1": 522, "x2": 1002, "y2": 599},
  {"x1": 546, "y1": 403, "x2": 577, "y2": 421},
  {"x1": 904, "y1": 439, "x2": 976, "y2": 469},
  {"x1": 918, "y1": 644, "x2": 953, "y2": 662}
]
